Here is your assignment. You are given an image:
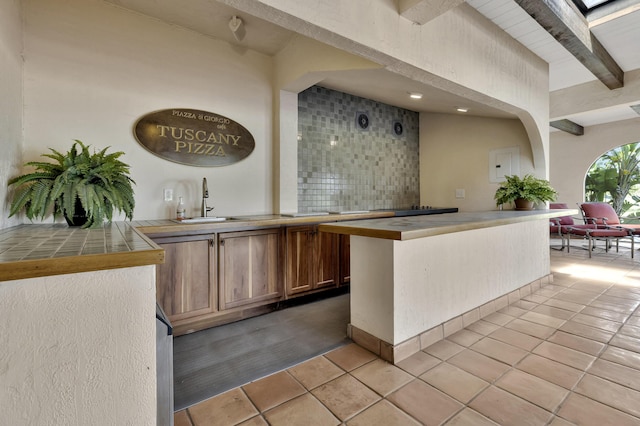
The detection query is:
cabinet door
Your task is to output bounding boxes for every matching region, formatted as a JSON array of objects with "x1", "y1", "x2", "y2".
[
  {"x1": 339, "y1": 234, "x2": 350, "y2": 285},
  {"x1": 219, "y1": 229, "x2": 283, "y2": 310},
  {"x1": 285, "y1": 226, "x2": 316, "y2": 295},
  {"x1": 315, "y1": 230, "x2": 339, "y2": 289},
  {"x1": 155, "y1": 236, "x2": 215, "y2": 322}
]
